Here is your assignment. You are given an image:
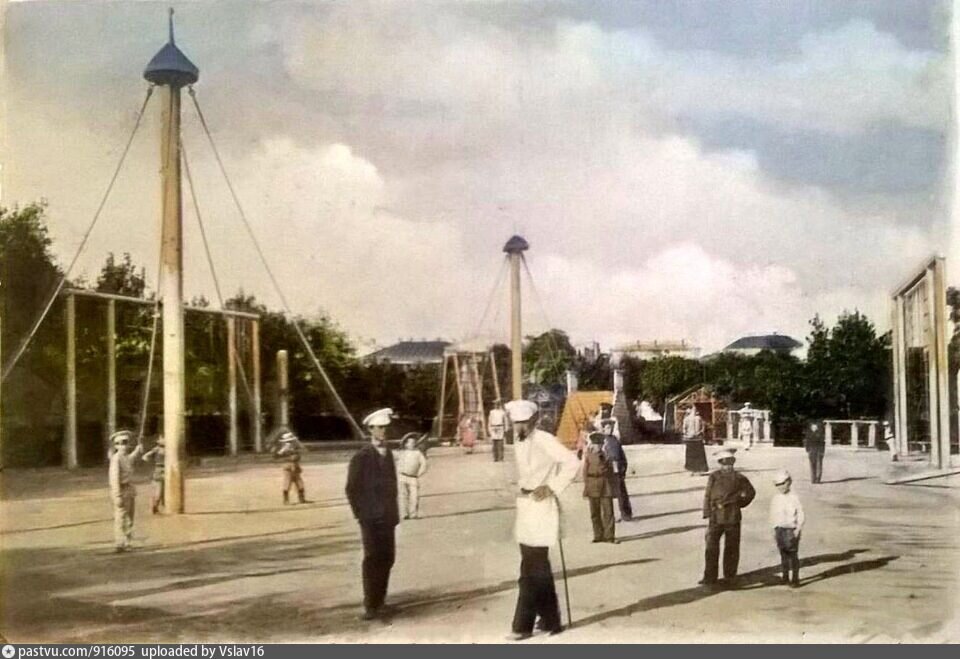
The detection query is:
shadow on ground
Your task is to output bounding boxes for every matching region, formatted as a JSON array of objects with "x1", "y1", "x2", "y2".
[{"x1": 572, "y1": 549, "x2": 895, "y2": 629}]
